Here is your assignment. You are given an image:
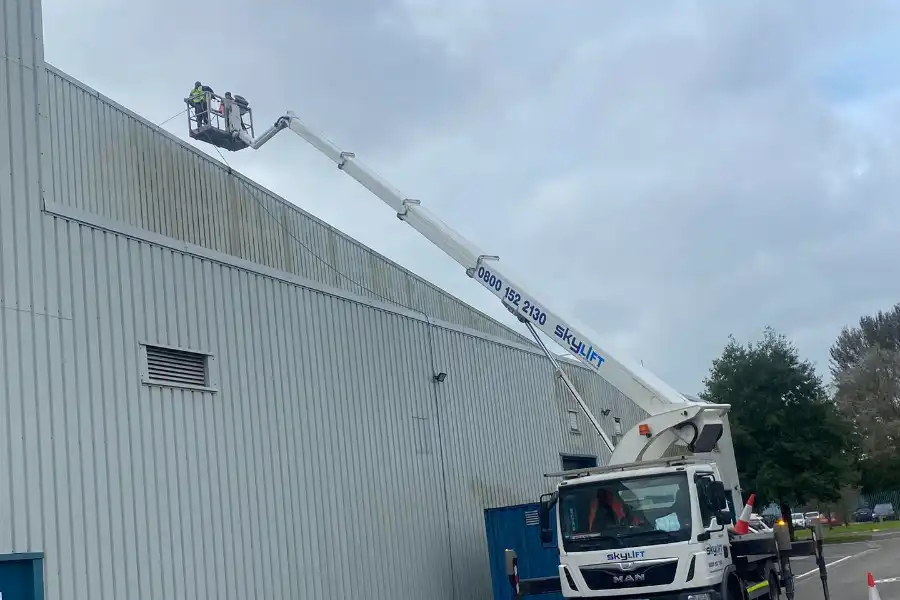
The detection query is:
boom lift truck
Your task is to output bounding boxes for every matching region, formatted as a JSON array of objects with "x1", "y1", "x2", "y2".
[{"x1": 186, "y1": 94, "x2": 830, "y2": 600}]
